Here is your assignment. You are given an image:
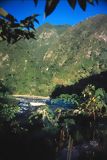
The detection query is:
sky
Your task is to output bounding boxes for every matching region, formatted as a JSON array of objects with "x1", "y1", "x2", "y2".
[{"x1": 0, "y1": 0, "x2": 107, "y2": 27}]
